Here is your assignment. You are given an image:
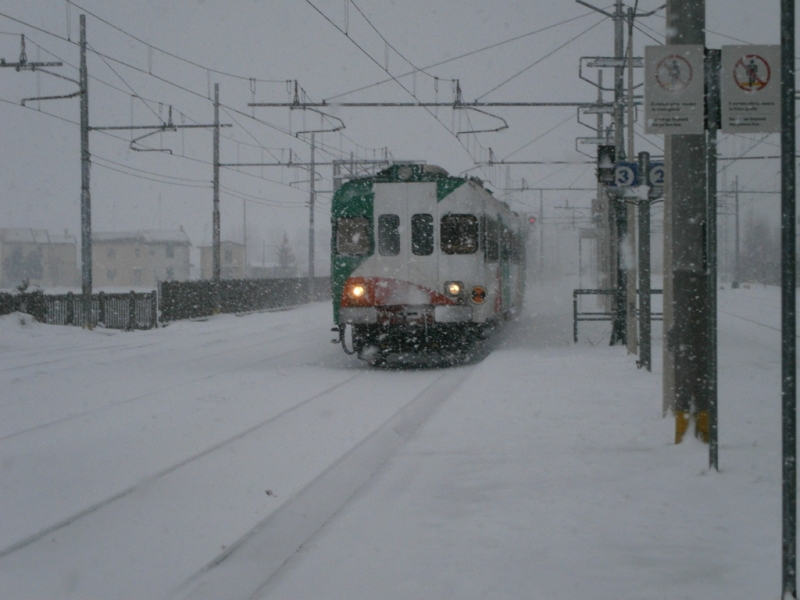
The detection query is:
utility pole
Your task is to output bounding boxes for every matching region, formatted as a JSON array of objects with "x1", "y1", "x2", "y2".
[
  {"x1": 539, "y1": 191, "x2": 545, "y2": 276},
  {"x1": 780, "y1": 0, "x2": 796, "y2": 593},
  {"x1": 308, "y1": 131, "x2": 316, "y2": 297},
  {"x1": 213, "y1": 83, "x2": 221, "y2": 283},
  {"x1": 732, "y1": 175, "x2": 740, "y2": 288},
  {"x1": 242, "y1": 199, "x2": 247, "y2": 279},
  {"x1": 637, "y1": 151, "x2": 652, "y2": 372},
  {"x1": 79, "y1": 15, "x2": 91, "y2": 327},
  {"x1": 665, "y1": 0, "x2": 710, "y2": 443},
  {"x1": 625, "y1": 5, "x2": 638, "y2": 355},
  {"x1": 706, "y1": 48, "x2": 721, "y2": 471}
]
